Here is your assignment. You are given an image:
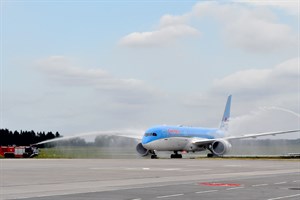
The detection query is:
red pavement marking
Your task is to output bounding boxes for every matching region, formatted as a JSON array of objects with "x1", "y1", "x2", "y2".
[{"x1": 200, "y1": 182, "x2": 241, "y2": 187}]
